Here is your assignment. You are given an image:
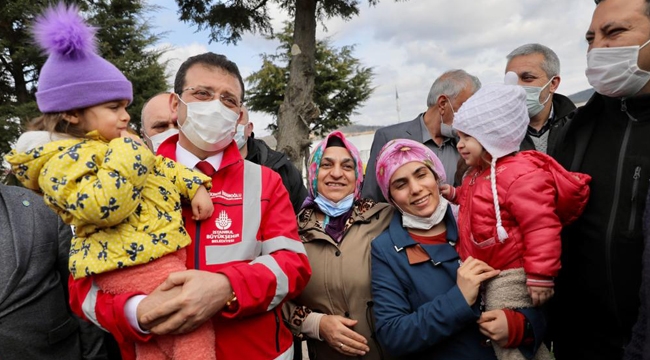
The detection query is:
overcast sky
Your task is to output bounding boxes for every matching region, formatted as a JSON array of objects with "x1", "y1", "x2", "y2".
[{"x1": 149, "y1": 0, "x2": 596, "y2": 136}]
